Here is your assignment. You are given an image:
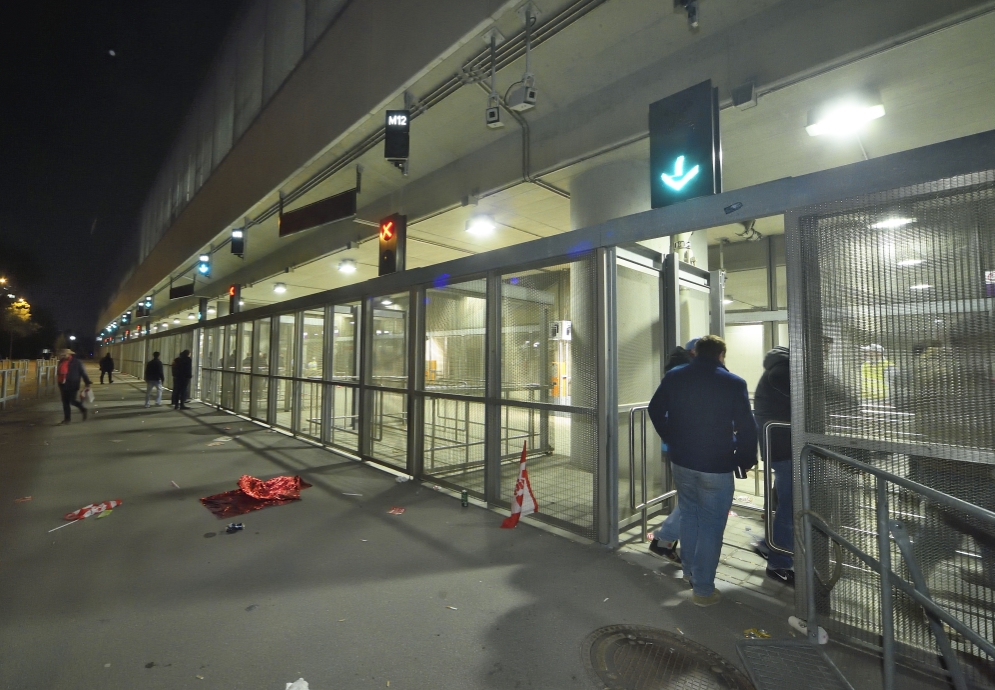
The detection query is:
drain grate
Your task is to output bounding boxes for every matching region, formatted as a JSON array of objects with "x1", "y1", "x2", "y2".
[
  {"x1": 582, "y1": 625, "x2": 753, "y2": 689},
  {"x1": 737, "y1": 640, "x2": 852, "y2": 690}
]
